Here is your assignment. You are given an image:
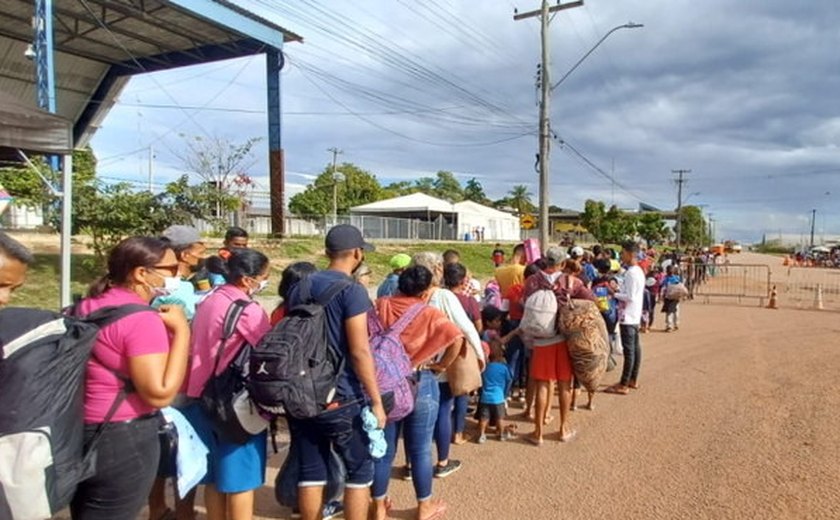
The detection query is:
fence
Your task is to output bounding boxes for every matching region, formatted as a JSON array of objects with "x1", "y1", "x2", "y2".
[
  {"x1": 680, "y1": 262, "x2": 772, "y2": 306},
  {"x1": 774, "y1": 266, "x2": 840, "y2": 312}
]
